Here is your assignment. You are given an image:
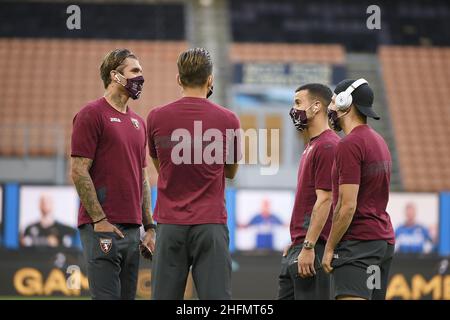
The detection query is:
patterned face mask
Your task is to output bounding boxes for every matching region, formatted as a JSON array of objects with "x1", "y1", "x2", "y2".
[
  {"x1": 115, "y1": 72, "x2": 145, "y2": 100},
  {"x1": 289, "y1": 102, "x2": 317, "y2": 131}
]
